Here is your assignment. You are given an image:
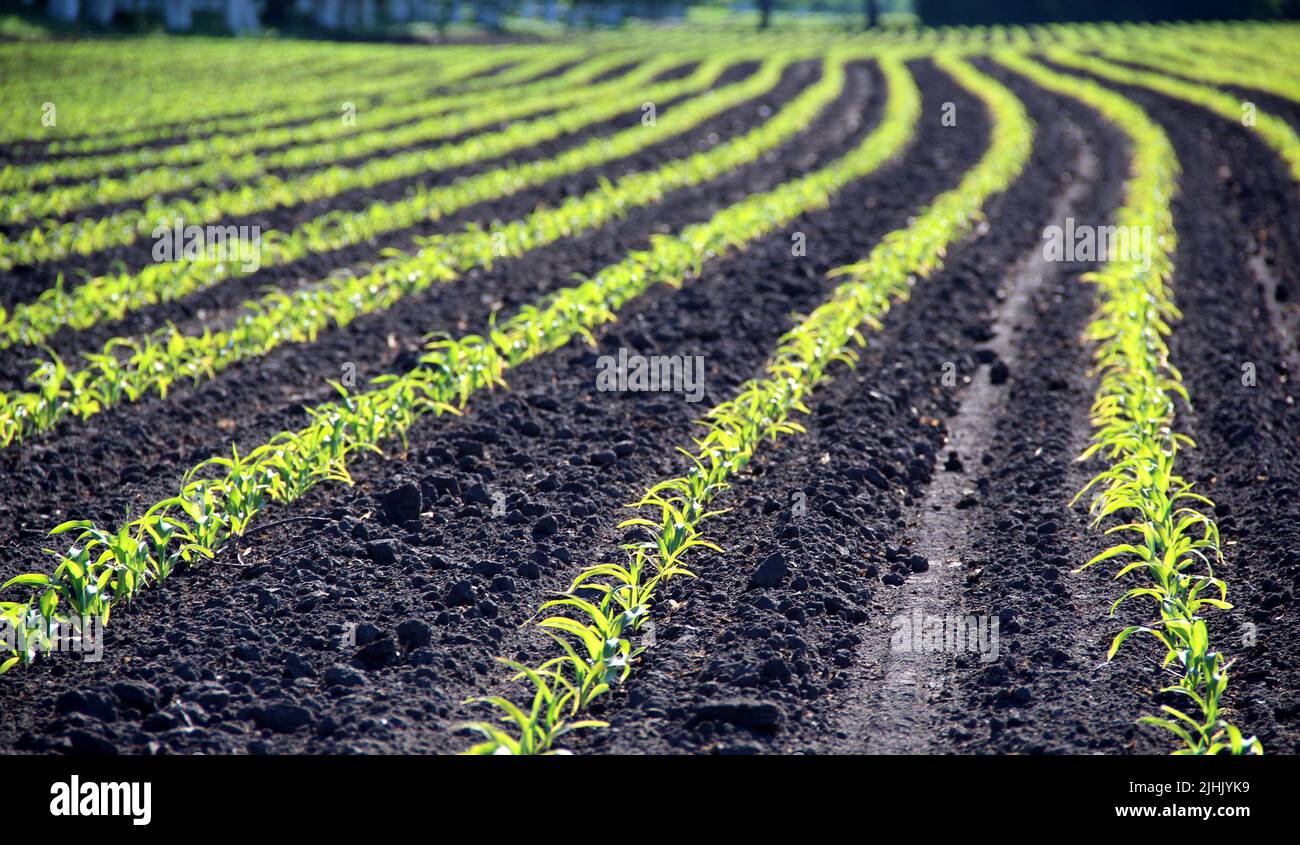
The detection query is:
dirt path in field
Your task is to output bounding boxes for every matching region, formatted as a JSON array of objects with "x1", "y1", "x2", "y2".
[
  {"x1": 5, "y1": 54, "x2": 1297, "y2": 758},
  {"x1": 0, "y1": 59, "x2": 762, "y2": 350},
  {"x1": 0, "y1": 60, "x2": 988, "y2": 755},
  {"x1": 864, "y1": 61, "x2": 1300, "y2": 756},
  {"x1": 890, "y1": 63, "x2": 1152, "y2": 754},
  {"x1": 0, "y1": 61, "x2": 864, "y2": 564},
  {"x1": 839, "y1": 121, "x2": 1099, "y2": 754},
  {"x1": 577, "y1": 62, "x2": 1130, "y2": 755}
]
